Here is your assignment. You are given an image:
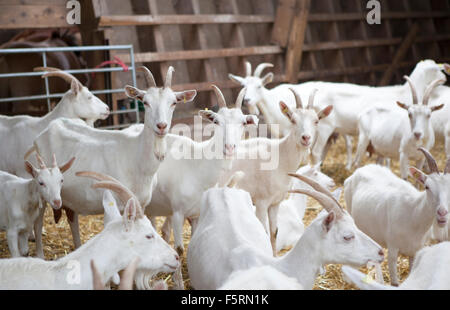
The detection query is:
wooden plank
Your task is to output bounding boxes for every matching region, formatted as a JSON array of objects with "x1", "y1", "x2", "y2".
[
  {"x1": 117, "y1": 46, "x2": 283, "y2": 63},
  {"x1": 308, "y1": 11, "x2": 450, "y2": 22},
  {"x1": 98, "y1": 14, "x2": 274, "y2": 26},
  {"x1": 0, "y1": 5, "x2": 69, "y2": 29},
  {"x1": 285, "y1": 0, "x2": 311, "y2": 83},
  {"x1": 271, "y1": 0, "x2": 296, "y2": 47},
  {"x1": 379, "y1": 23, "x2": 419, "y2": 86}
]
